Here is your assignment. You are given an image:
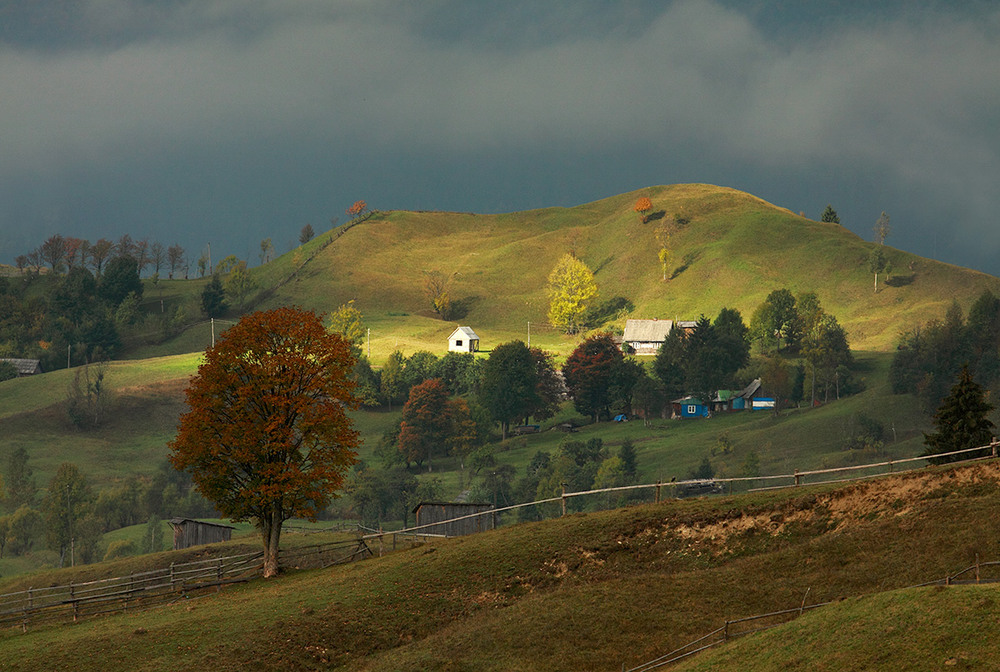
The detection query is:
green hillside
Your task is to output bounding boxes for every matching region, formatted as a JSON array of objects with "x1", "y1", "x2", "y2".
[
  {"x1": 4, "y1": 461, "x2": 1000, "y2": 671},
  {"x1": 3, "y1": 184, "x2": 990, "y2": 481},
  {"x1": 250, "y1": 183, "x2": 1000, "y2": 356}
]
